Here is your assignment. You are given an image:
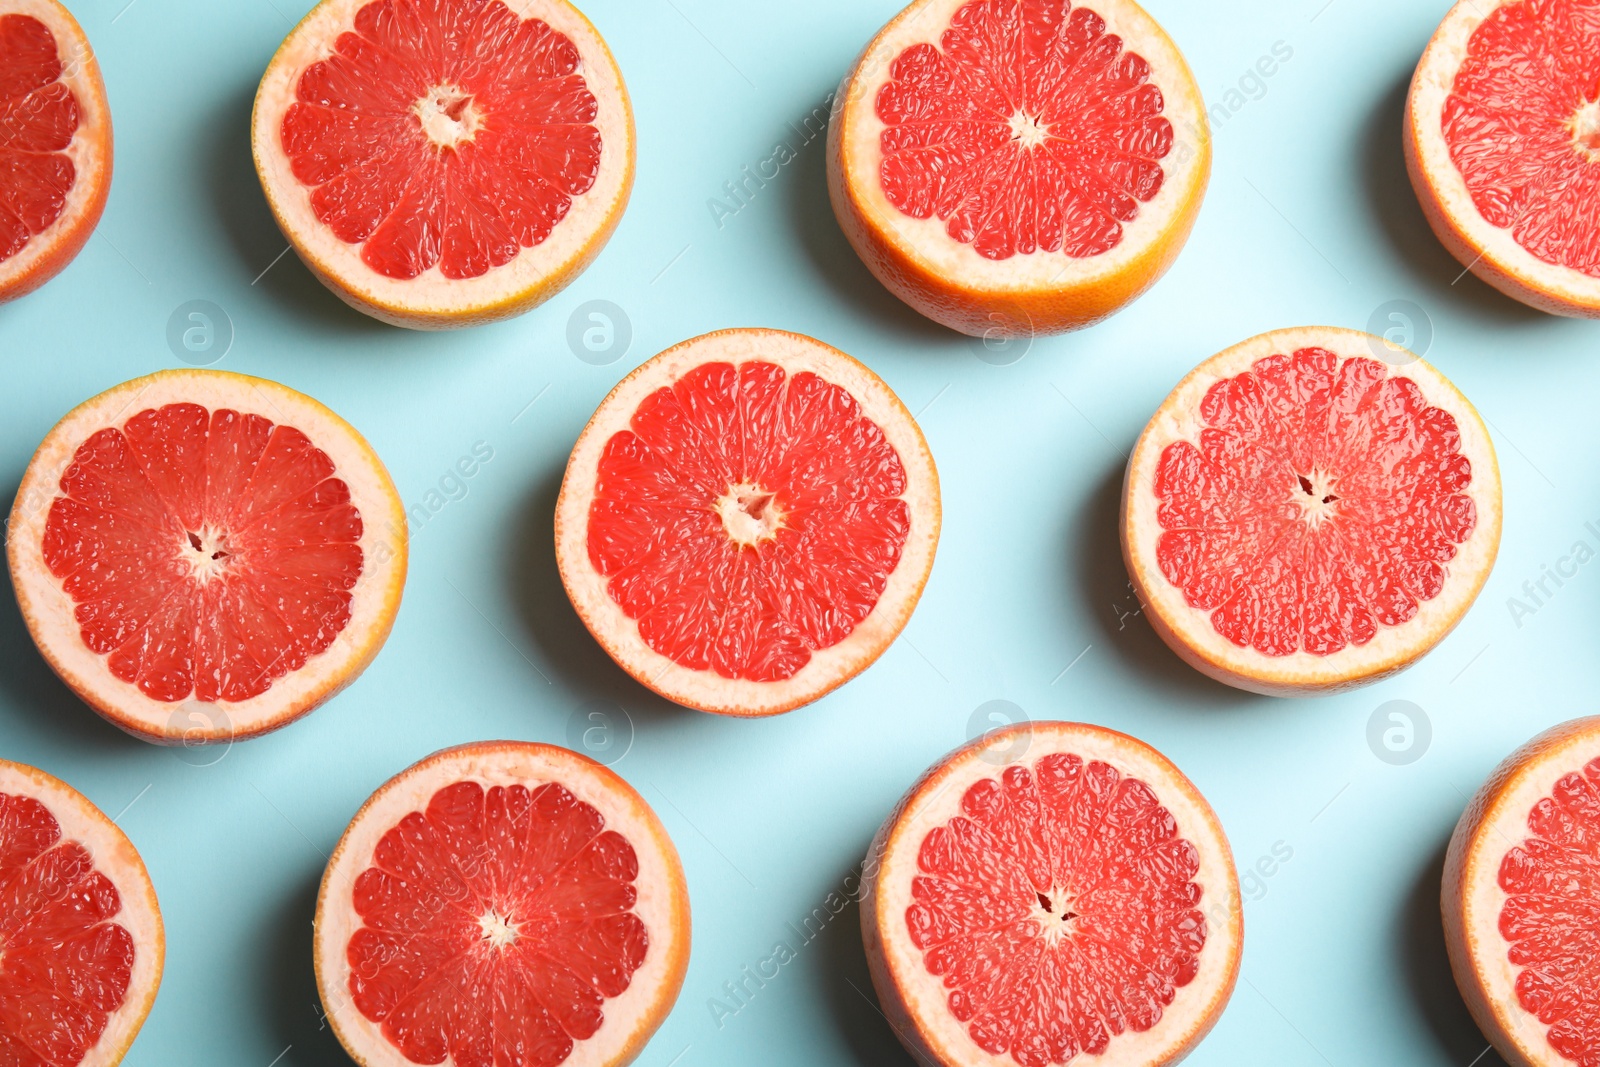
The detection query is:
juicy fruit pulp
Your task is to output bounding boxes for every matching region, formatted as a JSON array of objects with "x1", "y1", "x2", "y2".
[
  {"x1": 1443, "y1": 0, "x2": 1600, "y2": 277},
  {"x1": 587, "y1": 360, "x2": 911, "y2": 682},
  {"x1": 346, "y1": 779, "x2": 648, "y2": 1067},
  {"x1": 280, "y1": 0, "x2": 602, "y2": 281},
  {"x1": 1153, "y1": 348, "x2": 1477, "y2": 657},
  {"x1": 0, "y1": 13, "x2": 80, "y2": 266},
  {"x1": 909, "y1": 754, "x2": 1205, "y2": 1066},
  {"x1": 1498, "y1": 756, "x2": 1600, "y2": 1065},
  {"x1": 876, "y1": 0, "x2": 1172, "y2": 261},
  {"x1": 42, "y1": 403, "x2": 363, "y2": 703},
  {"x1": 0, "y1": 791, "x2": 134, "y2": 1067}
]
